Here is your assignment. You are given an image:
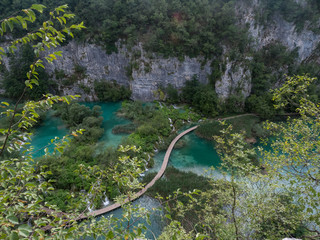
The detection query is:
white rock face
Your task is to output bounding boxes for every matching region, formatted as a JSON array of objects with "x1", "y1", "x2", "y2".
[
  {"x1": 236, "y1": 0, "x2": 320, "y2": 62},
  {"x1": 43, "y1": 41, "x2": 211, "y2": 101},
  {"x1": 215, "y1": 58, "x2": 251, "y2": 99}
]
